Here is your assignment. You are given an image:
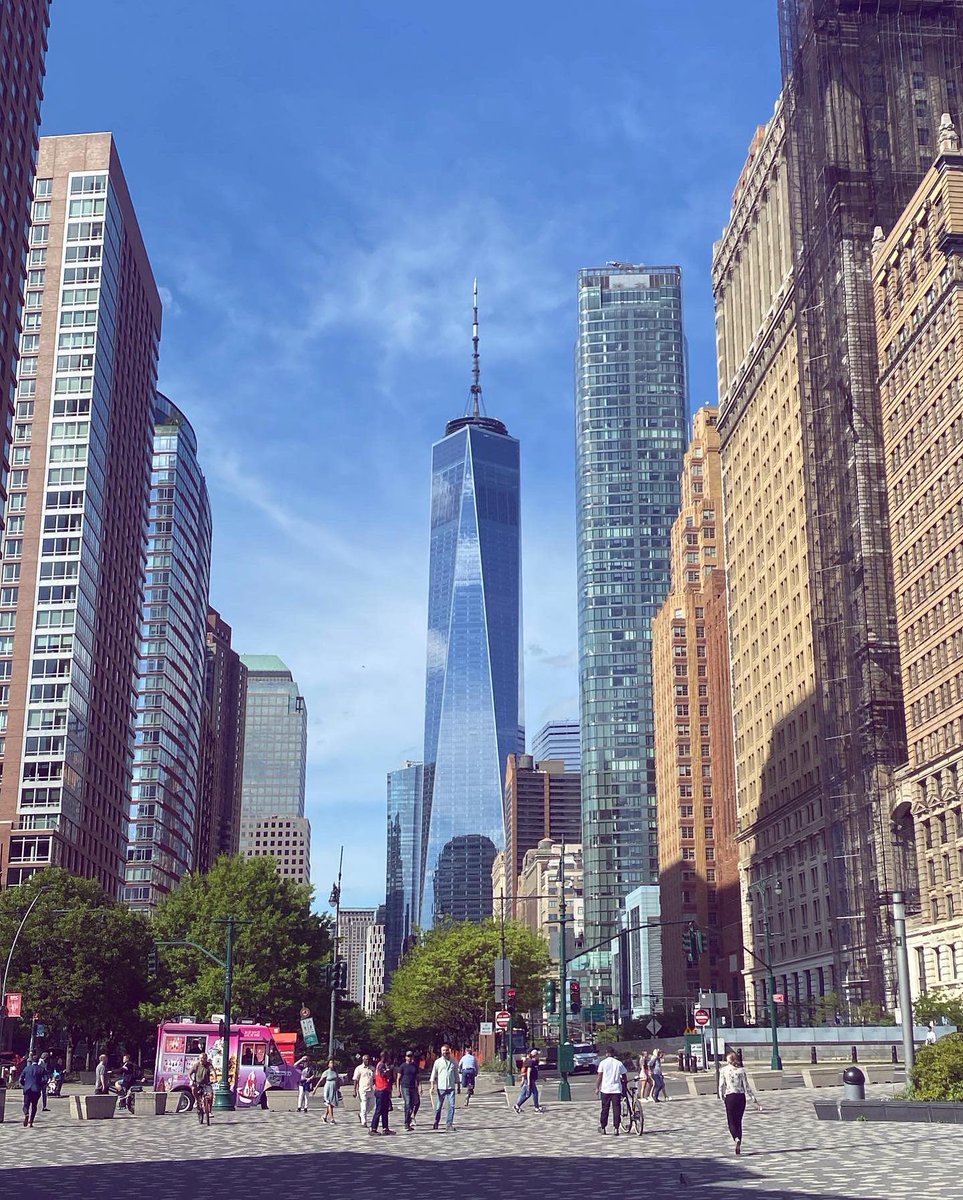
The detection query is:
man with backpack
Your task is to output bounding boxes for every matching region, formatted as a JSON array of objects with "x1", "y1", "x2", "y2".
[{"x1": 369, "y1": 1050, "x2": 395, "y2": 1136}]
